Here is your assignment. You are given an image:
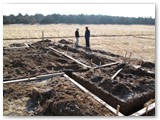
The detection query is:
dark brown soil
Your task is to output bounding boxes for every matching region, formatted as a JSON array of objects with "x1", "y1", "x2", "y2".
[
  {"x1": 9, "y1": 43, "x2": 26, "y2": 47},
  {"x1": 52, "y1": 44, "x2": 114, "y2": 67},
  {"x1": 58, "y1": 39, "x2": 73, "y2": 44},
  {"x1": 3, "y1": 39, "x2": 155, "y2": 116},
  {"x1": 3, "y1": 76, "x2": 115, "y2": 116},
  {"x1": 72, "y1": 63, "x2": 155, "y2": 115},
  {"x1": 3, "y1": 39, "x2": 155, "y2": 81},
  {"x1": 3, "y1": 40, "x2": 84, "y2": 80}
]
